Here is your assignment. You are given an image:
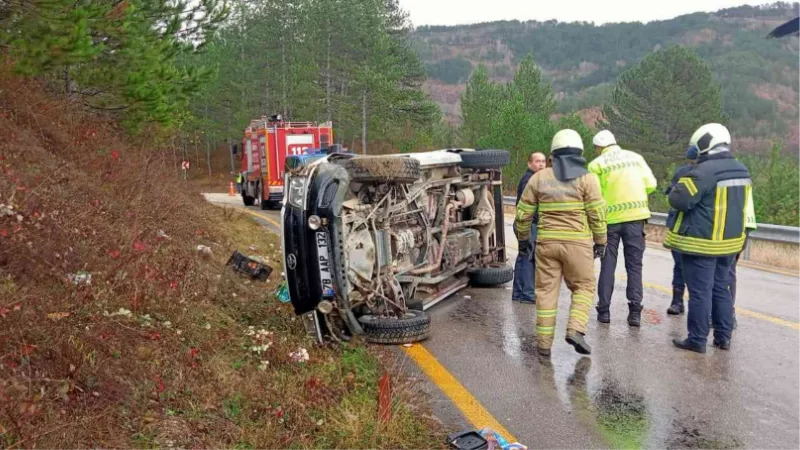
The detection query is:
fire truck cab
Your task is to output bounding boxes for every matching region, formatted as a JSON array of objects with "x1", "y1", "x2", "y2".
[{"x1": 240, "y1": 115, "x2": 334, "y2": 209}]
